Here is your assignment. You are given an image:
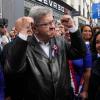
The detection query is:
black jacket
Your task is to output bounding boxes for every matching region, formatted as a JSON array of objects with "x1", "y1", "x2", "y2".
[{"x1": 3, "y1": 30, "x2": 85, "y2": 100}]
